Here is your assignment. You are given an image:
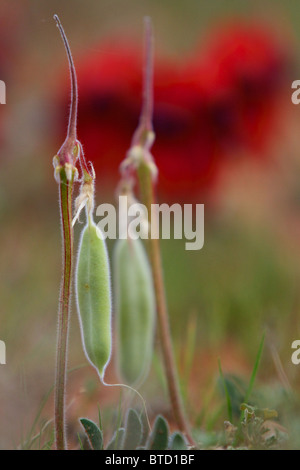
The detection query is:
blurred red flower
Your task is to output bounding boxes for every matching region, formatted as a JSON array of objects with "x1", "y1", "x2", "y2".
[
  {"x1": 57, "y1": 22, "x2": 292, "y2": 201},
  {"x1": 192, "y1": 22, "x2": 292, "y2": 154}
]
